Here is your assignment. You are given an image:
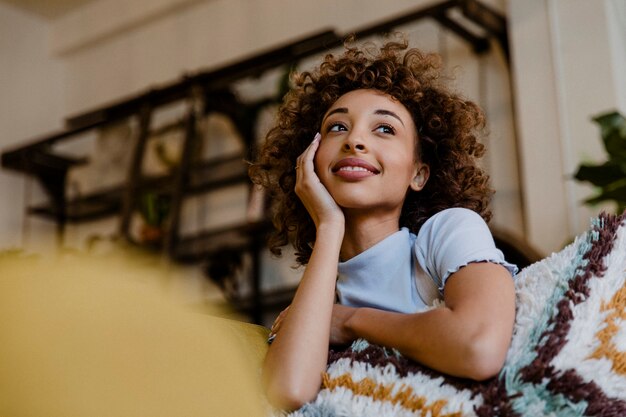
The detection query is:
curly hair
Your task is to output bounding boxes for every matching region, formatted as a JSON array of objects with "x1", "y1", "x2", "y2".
[{"x1": 249, "y1": 39, "x2": 493, "y2": 265}]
